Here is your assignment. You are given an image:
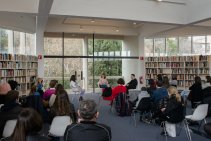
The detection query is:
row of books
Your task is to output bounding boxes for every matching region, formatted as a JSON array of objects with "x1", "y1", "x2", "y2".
[
  {"x1": 0, "y1": 54, "x2": 13, "y2": 60},
  {"x1": 27, "y1": 62, "x2": 38, "y2": 69},
  {"x1": 145, "y1": 56, "x2": 208, "y2": 62},
  {"x1": 0, "y1": 70, "x2": 14, "y2": 77}
]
